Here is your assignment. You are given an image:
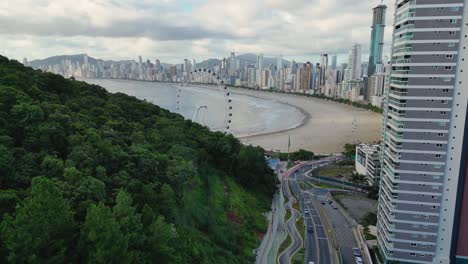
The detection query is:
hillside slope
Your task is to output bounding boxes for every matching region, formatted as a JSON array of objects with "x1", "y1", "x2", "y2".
[{"x1": 0, "y1": 56, "x2": 276, "y2": 263}]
